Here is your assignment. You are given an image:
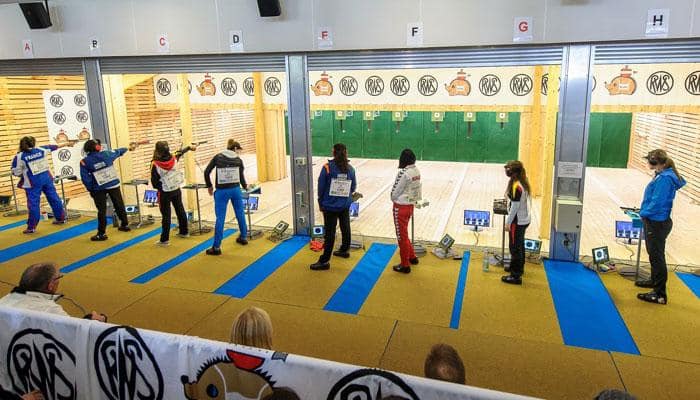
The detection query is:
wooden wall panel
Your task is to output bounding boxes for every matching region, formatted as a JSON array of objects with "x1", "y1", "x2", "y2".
[{"x1": 630, "y1": 113, "x2": 700, "y2": 203}]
